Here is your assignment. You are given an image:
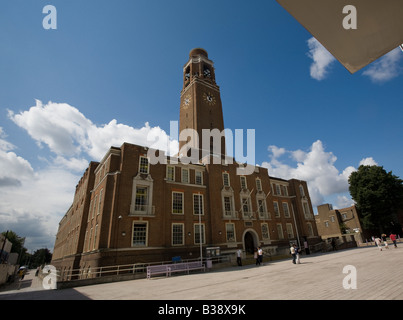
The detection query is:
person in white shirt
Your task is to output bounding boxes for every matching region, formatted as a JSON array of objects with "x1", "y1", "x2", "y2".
[
  {"x1": 290, "y1": 244, "x2": 296, "y2": 264},
  {"x1": 236, "y1": 249, "x2": 243, "y2": 266},
  {"x1": 257, "y1": 247, "x2": 263, "y2": 265}
]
